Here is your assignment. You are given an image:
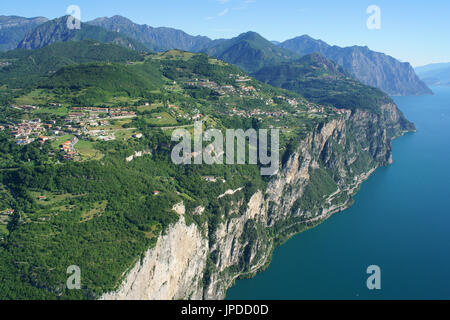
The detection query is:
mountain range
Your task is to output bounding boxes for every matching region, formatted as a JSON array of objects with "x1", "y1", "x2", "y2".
[
  {"x1": 415, "y1": 63, "x2": 450, "y2": 86},
  {"x1": 16, "y1": 16, "x2": 148, "y2": 52},
  {"x1": 253, "y1": 52, "x2": 393, "y2": 111},
  {"x1": 0, "y1": 16, "x2": 48, "y2": 51},
  {"x1": 202, "y1": 31, "x2": 299, "y2": 73},
  {"x1": 279, "y1": 35, "x2": 432, "y2": 96},
  {"x1": 0, "y1": 14, "x2": 433, "y2": 96},
  {"x1": 87, "y1": 15, "x2": 211, "y2": 52}
]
